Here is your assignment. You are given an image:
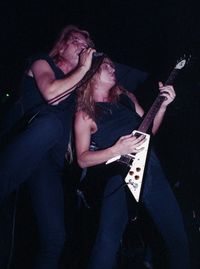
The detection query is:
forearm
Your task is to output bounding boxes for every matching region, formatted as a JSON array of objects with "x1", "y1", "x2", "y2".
[
  {"x1": 152, "y1": 106, "x2": 167, "y2": 134},
  {"x1": 77, "y1": 146, "x2": 119, "y2": 168},
  {"x1": 47, "y1": 66, "x2": 88, "y2": 104},
  {"x1": 77, "y1": 134, "x2": 147, "y2": 168}
]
